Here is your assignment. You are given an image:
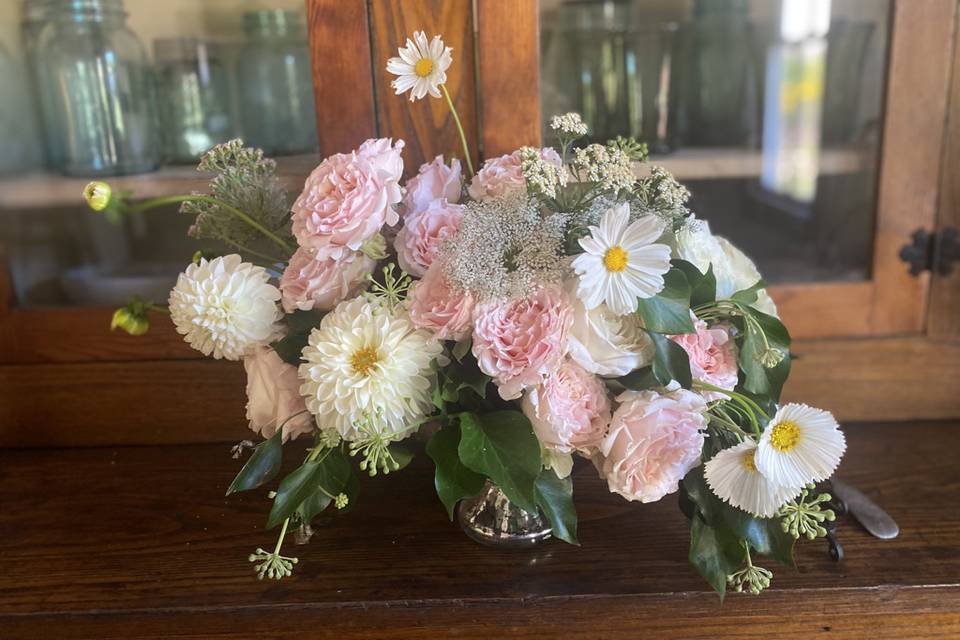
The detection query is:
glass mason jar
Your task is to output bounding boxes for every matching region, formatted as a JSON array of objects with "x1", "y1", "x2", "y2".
[
  {"x1": 0, "y1": 43, "x2": 43, "y2": 174},
  {"x1": 21, "y1": 0, "x2": 62, "y2": 167},
  {"x1": 34, "y1": 0, "x2": 160, "y2": 176},
  {"x1": 154, "y1": 38, "x2": 235, "y2": 164},
  {"x1": 679, "y1": 0, "x2": 759, "y2": 147},
  {"x1": 237, "y1": 9, "x2": 318, "y2": 156}
]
